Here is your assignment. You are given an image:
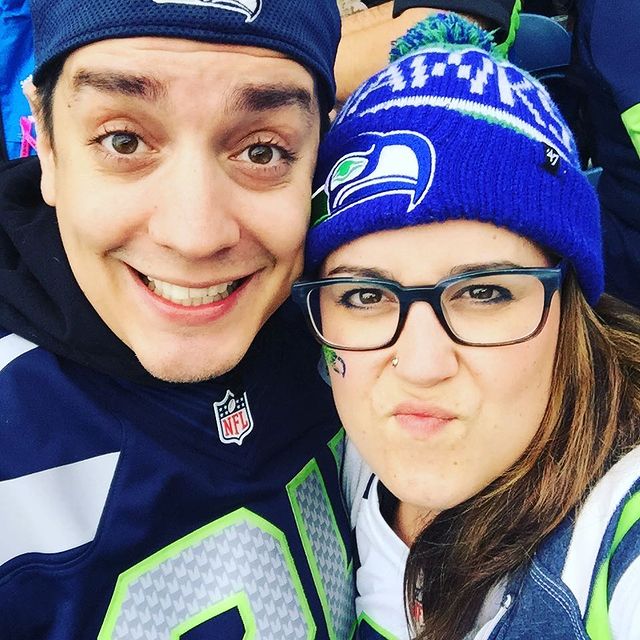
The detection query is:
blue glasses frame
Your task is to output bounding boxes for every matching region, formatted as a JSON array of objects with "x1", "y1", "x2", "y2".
[{"x1": 292, "y1": 261, "x2": 567, "y2": 350}]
